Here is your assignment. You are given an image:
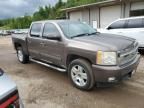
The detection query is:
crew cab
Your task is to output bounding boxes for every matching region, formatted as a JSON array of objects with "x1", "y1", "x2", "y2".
[
  {"x1": 0, "y1": 68, "x2": 24, "y2": 108},
  {"x1": 12, "y1": 20, "x2": 140, "y2": 90}
]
